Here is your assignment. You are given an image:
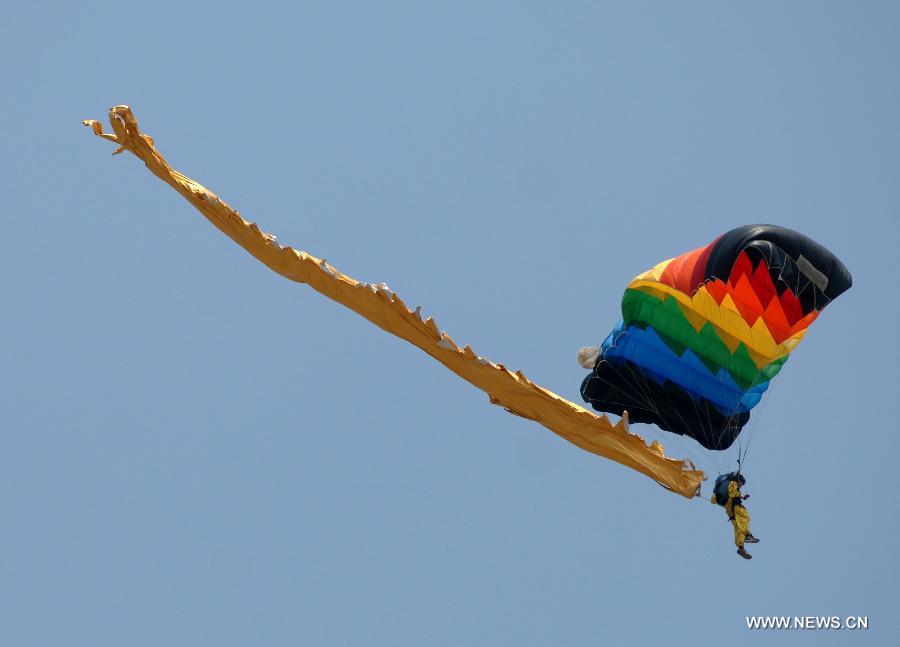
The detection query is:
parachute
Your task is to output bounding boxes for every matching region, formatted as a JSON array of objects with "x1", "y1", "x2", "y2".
[
  {"x1": 84, "y1": 106, "x2": 848, "y2": 501},
  {"x1": 581, "y1": 225, "x2": 852, "y2": 452}
]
